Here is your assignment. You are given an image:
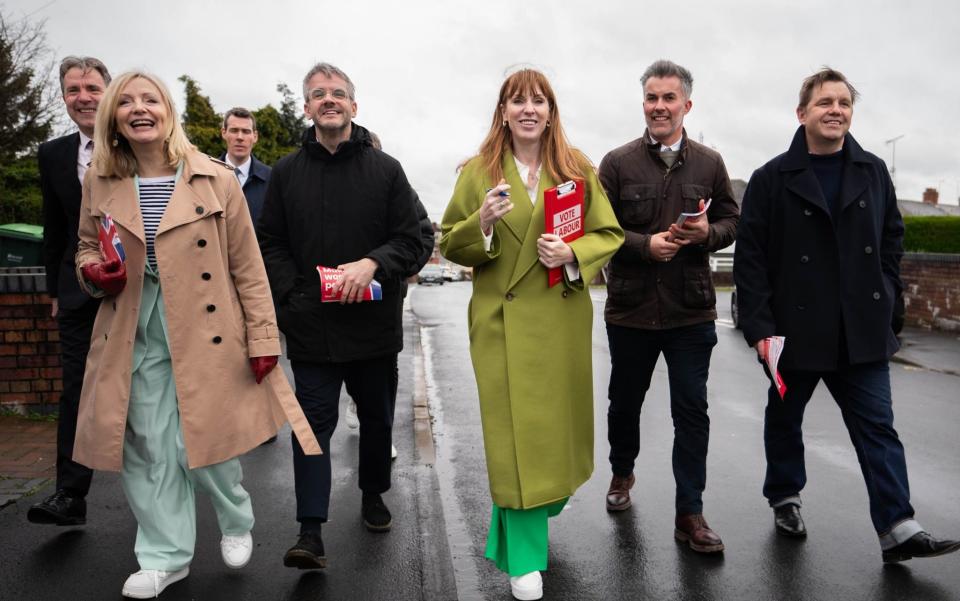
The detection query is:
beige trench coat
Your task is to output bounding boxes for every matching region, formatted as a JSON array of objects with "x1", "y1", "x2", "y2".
[{"x1": 73, "y1": 150, "x2": 320, "y2": 471}]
